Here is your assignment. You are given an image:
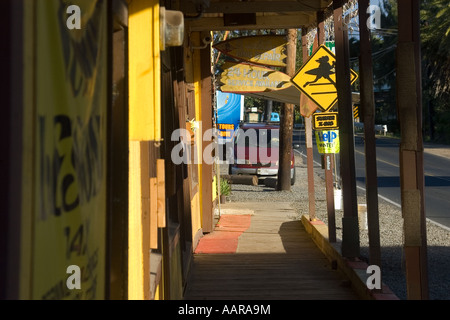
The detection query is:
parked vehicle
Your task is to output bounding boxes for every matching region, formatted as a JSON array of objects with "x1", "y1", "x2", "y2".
[
  {"x1": 270, "y1": 112, "x2": 280, "y2": 122},
  {"x1": 229, "y1": 122, "x2": 296, "y2": 185}
]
